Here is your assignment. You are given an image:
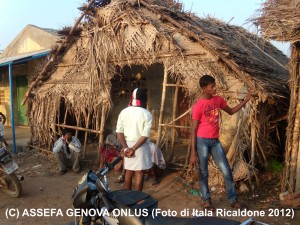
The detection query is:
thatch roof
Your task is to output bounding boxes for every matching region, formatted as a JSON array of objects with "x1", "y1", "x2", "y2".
[
  {"x1": 26, "y1": 0, "x2": 290, "y2": 148},
  {"x1": 27, "y1": 0, "x2": 289, "y2": 104},
  {"x1": 252, "y1": 0, "x2": 300, "y2": 42}
]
